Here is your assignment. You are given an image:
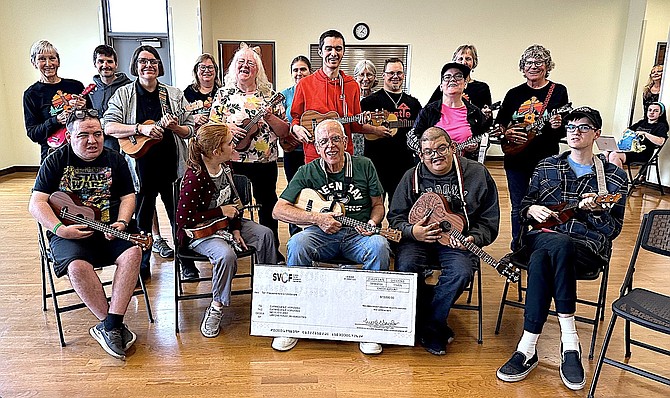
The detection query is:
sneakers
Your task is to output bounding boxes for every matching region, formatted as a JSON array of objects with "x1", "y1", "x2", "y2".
[
  {"x1": 272, "y1": 337, "x2": 298, "y2": 351},
  {"x1": 152, "y1": 238, "x2": 174, "y2": 258},
  {"x1": 359, "y1": 342, "x2": 383, "y2": 355},
  {"x1": 181, "y1": 263, "x2": 200, "y2": 280},
  {"x1": 201, "y1": 304, "x2": 224, "y2": 338},
  {"x1": 90, "y1": 321, "x2": 126, "y2": 360},
  {"x1": 419, "y1": 334, "x2": 446, "y2": 355},
  {"x1": 560, "y1": 344, "x2": 585, "y2": 390},
  {"x1": 496, "y1": 351, "x2": 539, "y2": 382},
  {"x1": 121, "y1": 323, "x2": 136, "y2": 350}
]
